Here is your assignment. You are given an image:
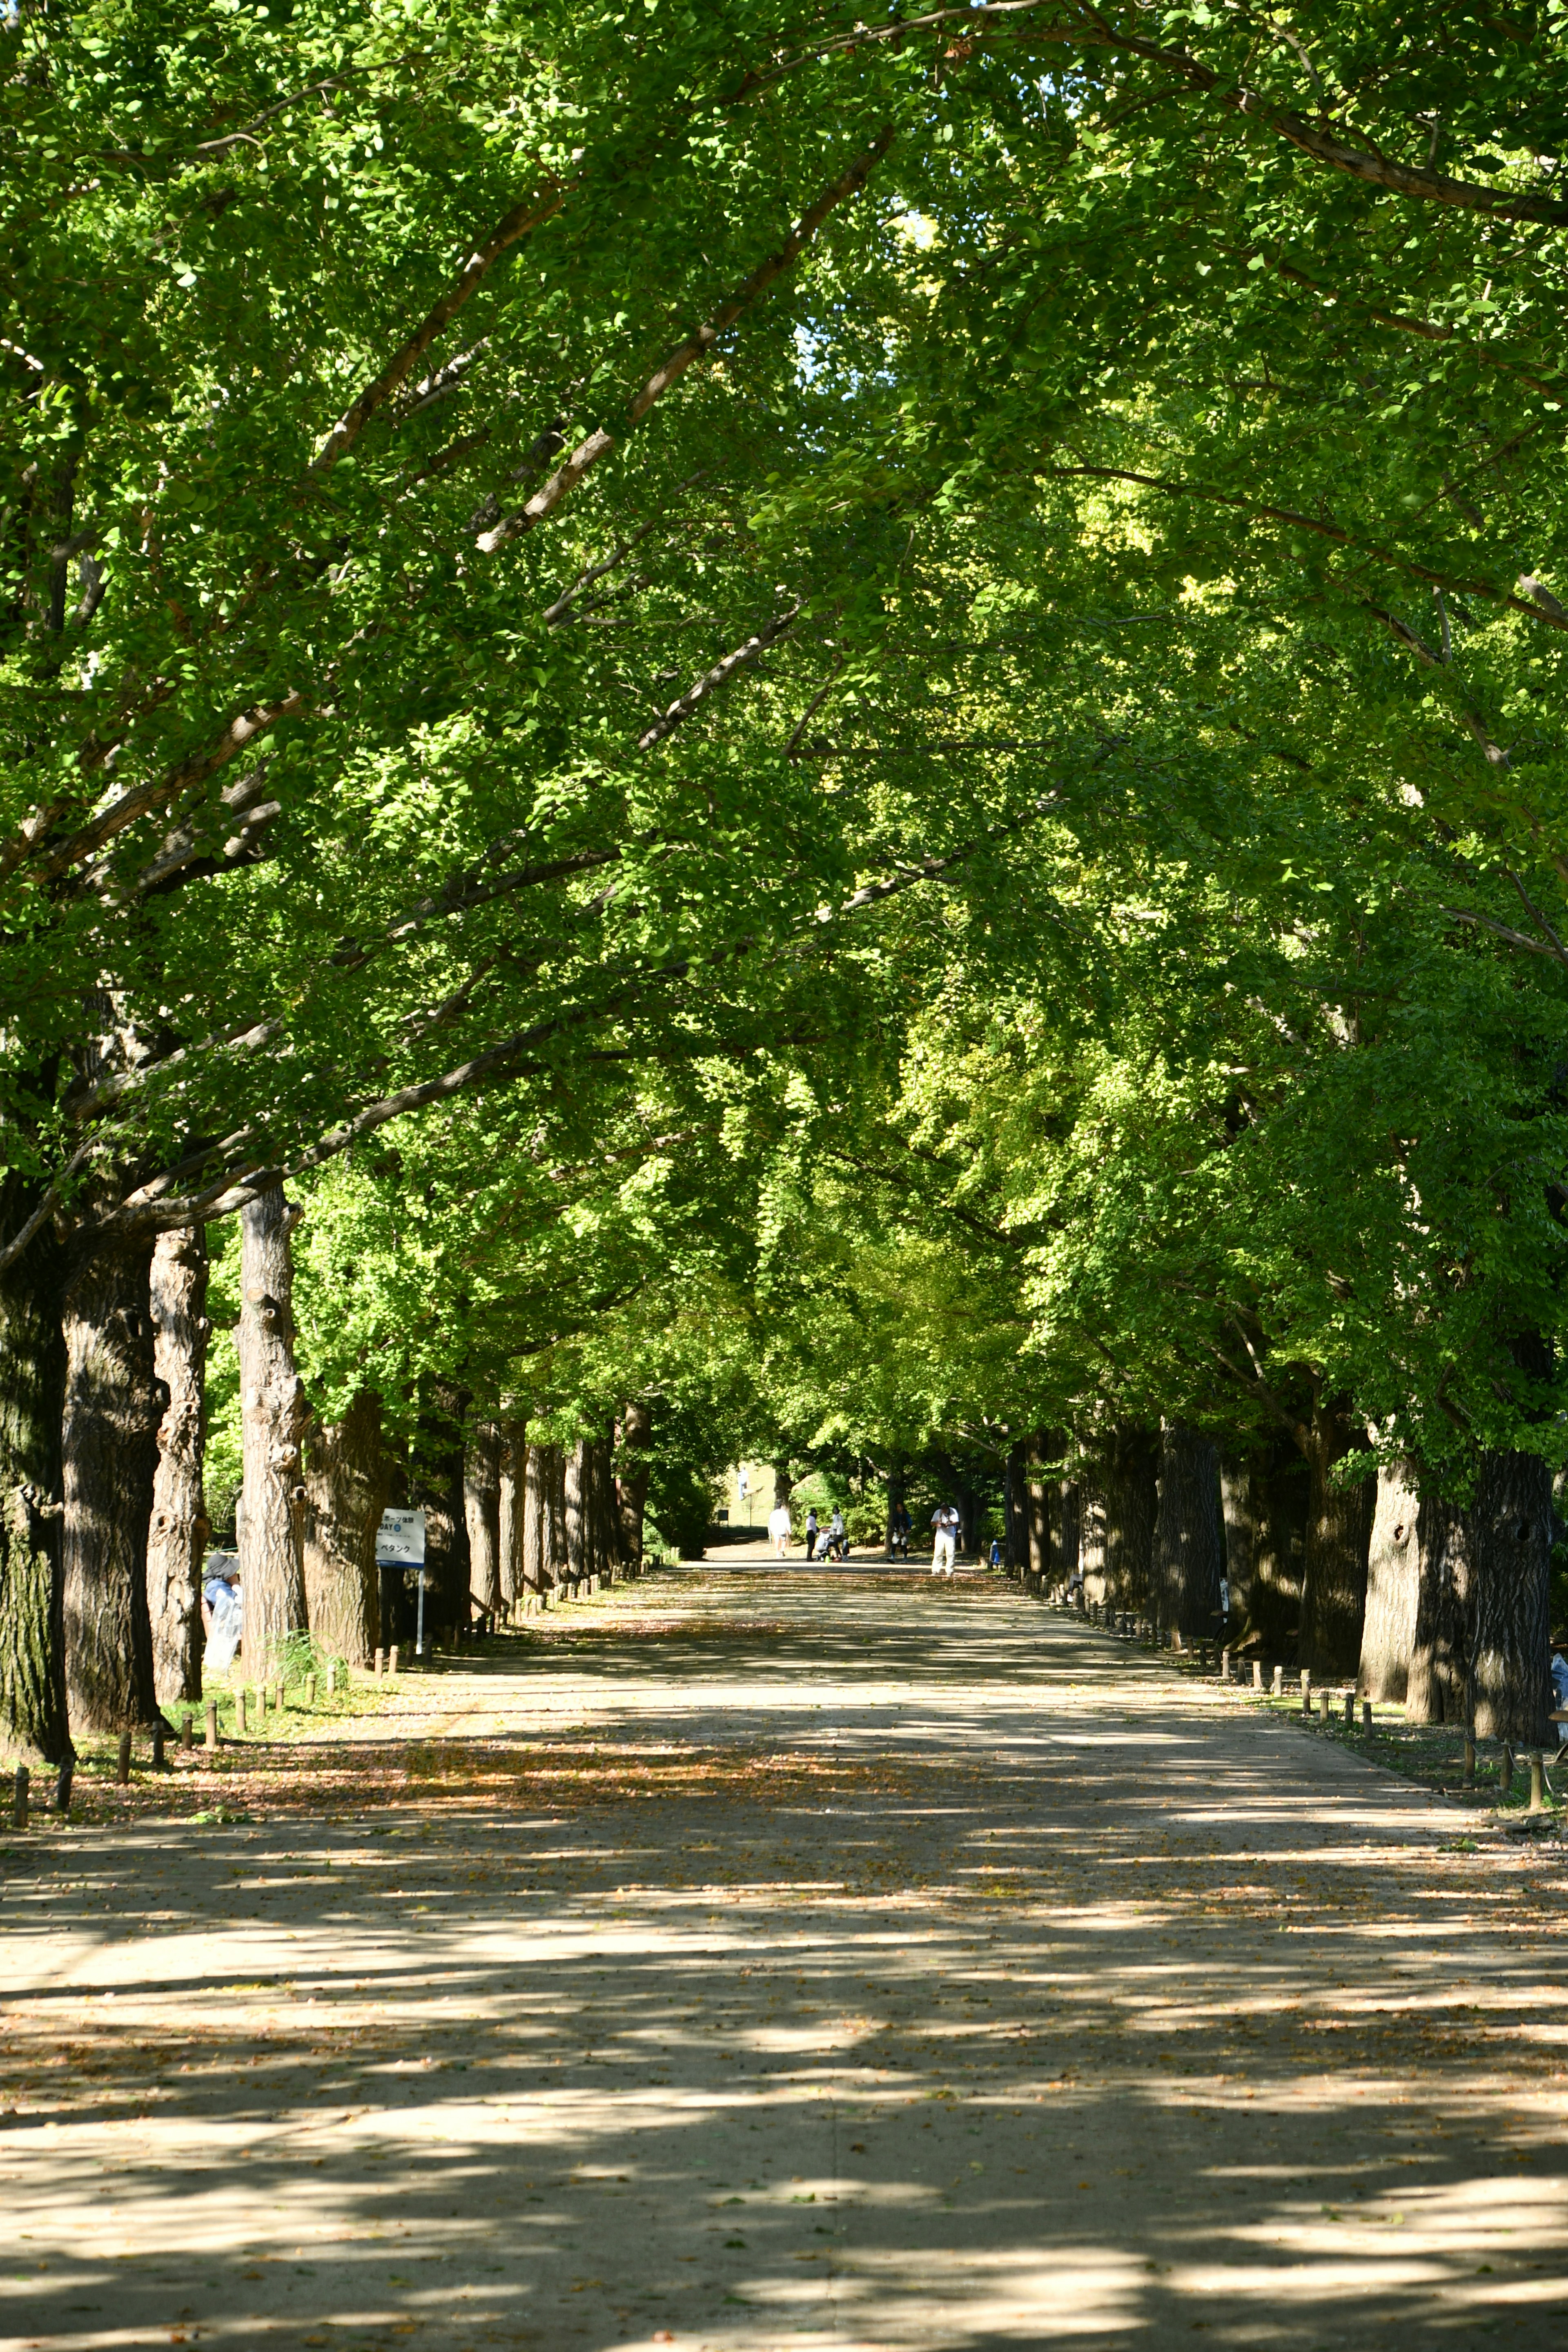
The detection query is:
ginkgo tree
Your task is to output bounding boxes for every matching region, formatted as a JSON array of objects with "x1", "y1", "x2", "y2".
[{"x1": 7, "y1": 0, "x2": 1568, "y2": 1763}]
